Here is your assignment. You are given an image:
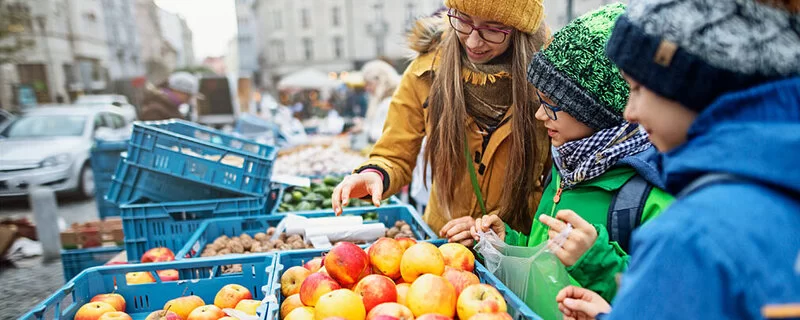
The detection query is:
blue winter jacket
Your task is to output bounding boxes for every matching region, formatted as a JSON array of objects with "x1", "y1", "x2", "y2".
[{"x1": 604, "y1": 77, "x2": 800, "y2": 319}]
